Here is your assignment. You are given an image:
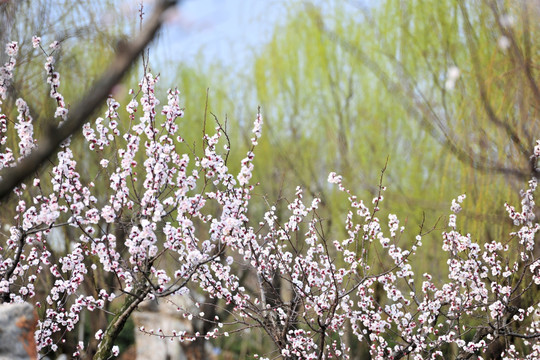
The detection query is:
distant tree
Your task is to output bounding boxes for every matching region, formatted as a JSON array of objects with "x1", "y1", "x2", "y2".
[{"x1": 251, "y1": 0, "x2": 540, "y2": 250}]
